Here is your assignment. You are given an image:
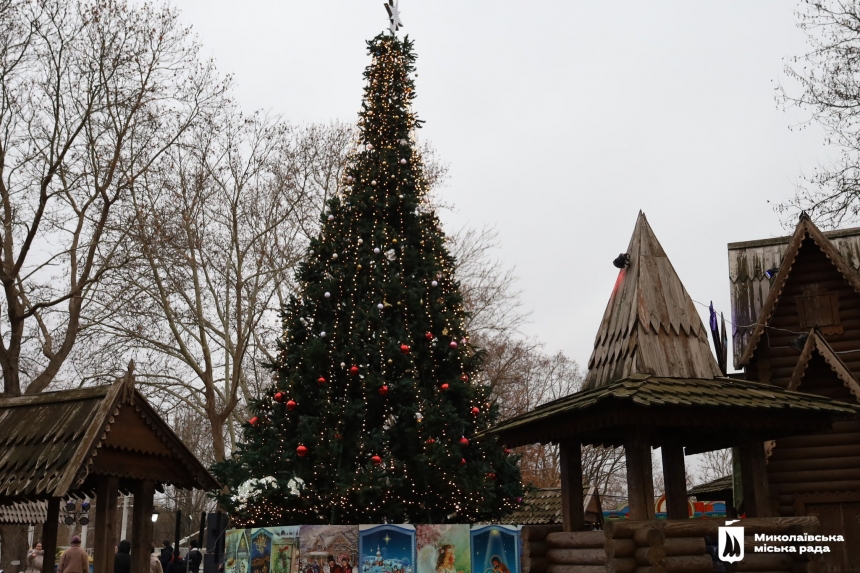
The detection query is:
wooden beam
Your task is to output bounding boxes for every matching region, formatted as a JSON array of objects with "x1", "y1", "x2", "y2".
[
  {"x1": 41, "y1": 497, "x2": 60, "y2": 573},
  {"x1": 661, "y1": 443, "x2": 689, "y2": 520},
  {"x1": 130, "y1": 480, "x2": 155, "y2": 573},
  {"x1": 624, "y1": 434, "x2": 655, "y2": 521},
  {"x1": 738, "y1": 441, "x2": 772, "y2": 518},
  {"x1": 558, "y1": 441, "x2": 585, "y2": 531},
  {"x1": 94, "y1": 475, "x2": 120, "y2": 573}
]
